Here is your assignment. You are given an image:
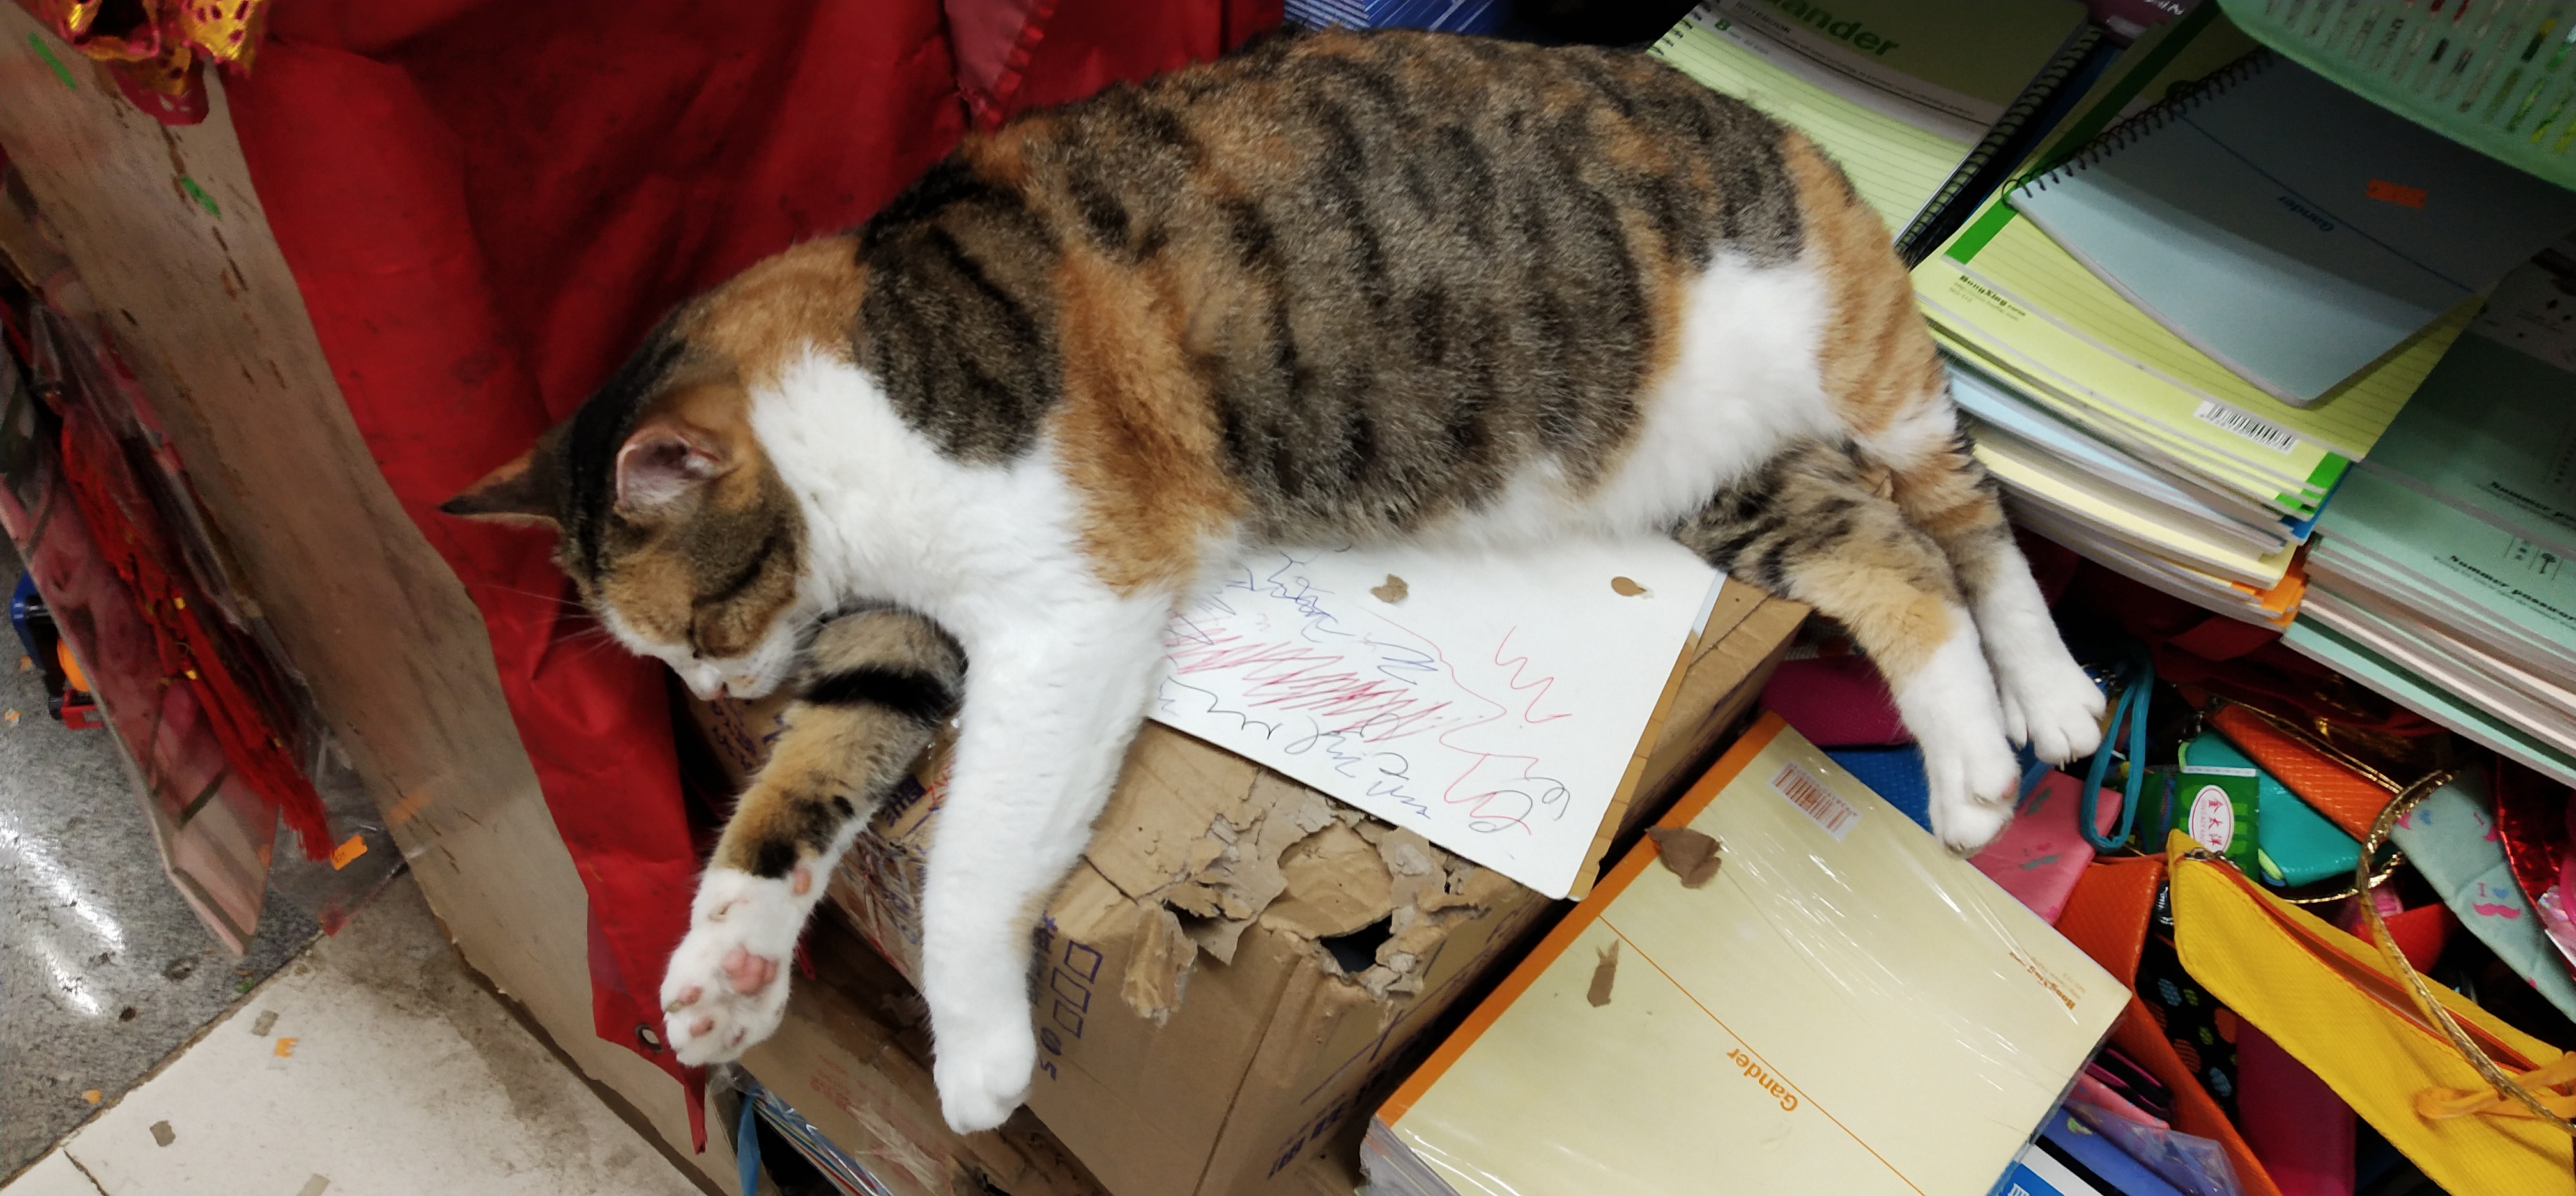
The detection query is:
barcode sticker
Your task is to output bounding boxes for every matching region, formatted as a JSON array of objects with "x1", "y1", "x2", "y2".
[
  {"x1": 2192, "y1": 400, "x2": 2301, "y2": 455},
  {"x1": 1770, "y1": 761, "x2": 1860, "y2": 840}
]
